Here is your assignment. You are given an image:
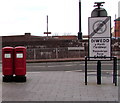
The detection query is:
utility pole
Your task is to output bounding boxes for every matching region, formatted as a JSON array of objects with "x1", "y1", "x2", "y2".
[{"x1": 78, "y1": 0, "x2": 82, "y2": 40}]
